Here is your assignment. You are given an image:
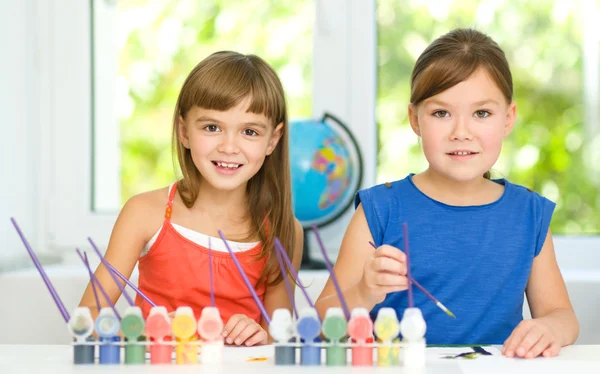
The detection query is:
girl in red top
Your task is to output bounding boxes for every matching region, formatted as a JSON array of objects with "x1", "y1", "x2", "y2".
[{"x1": 79, "y1": 51, "x2": 303, "y2": 346}]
